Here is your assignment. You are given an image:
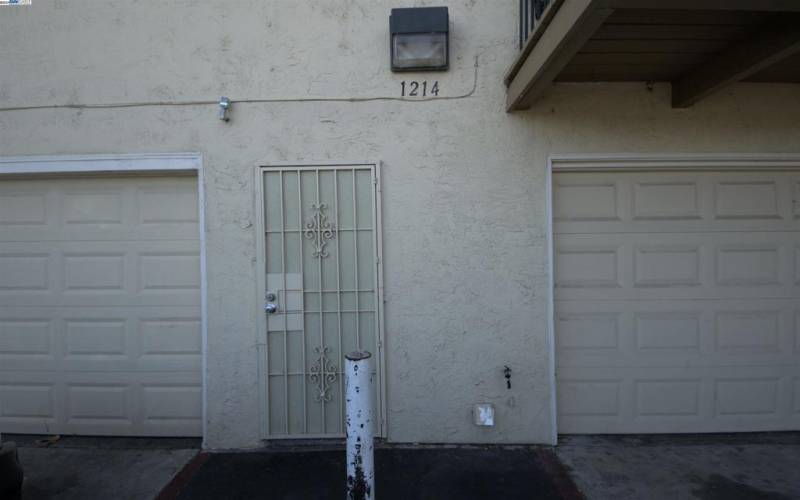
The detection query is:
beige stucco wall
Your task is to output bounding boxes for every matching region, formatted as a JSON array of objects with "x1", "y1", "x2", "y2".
[{"x1": 1, "y1": 1, "x2": 799, "y2": 449}]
